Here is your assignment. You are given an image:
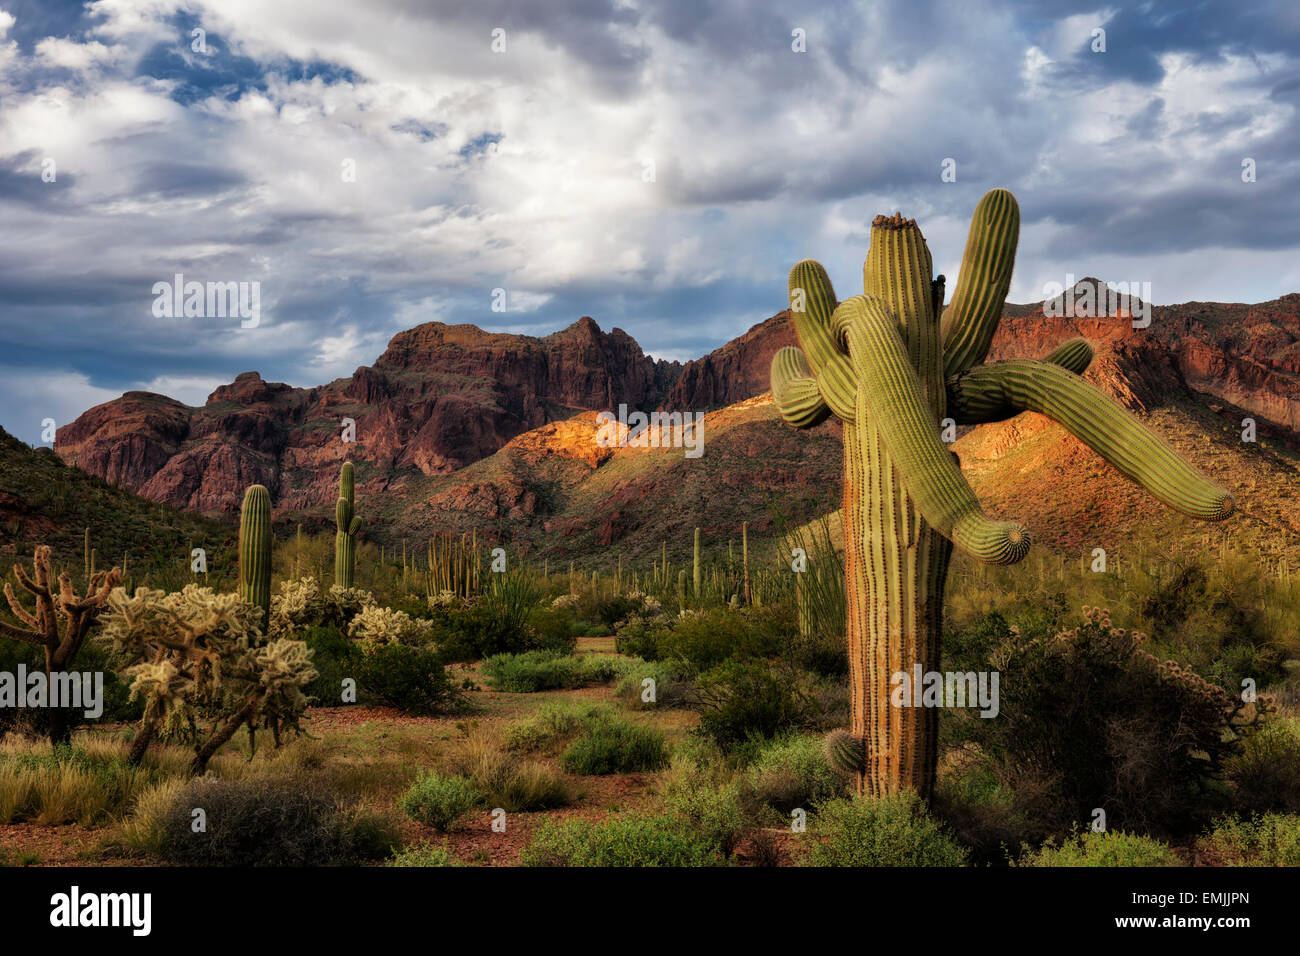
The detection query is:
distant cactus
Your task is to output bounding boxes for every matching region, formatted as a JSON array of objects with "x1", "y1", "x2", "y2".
[
  {"x1": 771, "y1": 189, "x2": 1232, "y2": 798},
  {"x1": 334, "y1": 462, "x2": 362, "y2": 589},
  {"x1": 239, "y1": 485, "x2": 273, "y2": 629},
  {"x1": 692, "y1": 527, "x2": 701, "y2": 600}
]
